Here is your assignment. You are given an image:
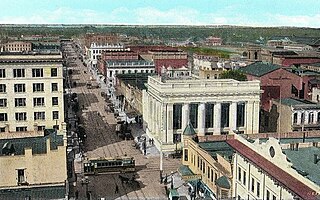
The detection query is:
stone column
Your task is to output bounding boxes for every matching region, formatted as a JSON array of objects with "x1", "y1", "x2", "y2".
[
  {"x1": 229, "y1": 102, "x2": 237, "y2": 134},
  {"x1": 213, "y1": 103, "x2": 221, "y2": 134},
  {"x1": 304, "y1": 111, "x2": 309, "y2": 125},
  {"x1": 252, "y1": 101, "x2": 260, "y2": 134},
  {"x1": 166, "y1": 103, "x2": 174, "y2": 143},
  {"x1": 181, "y1": 103, "x2": 190, "y2": 132},
  {"x1": 313, "y1": 111, "x2": 318, "y2": 124},
  {"x1": 161, "y1": 103, "x2": 167, "y2": 143},
  {"x1": 246, "y1": 101, "x2": 254, "y2": 134},
  {"x1": 198, "y1": 103, "x2": 206, "y2": 136},
  {"x1": 297, "y1": 112, "x2": 302, "y2": 125}
]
